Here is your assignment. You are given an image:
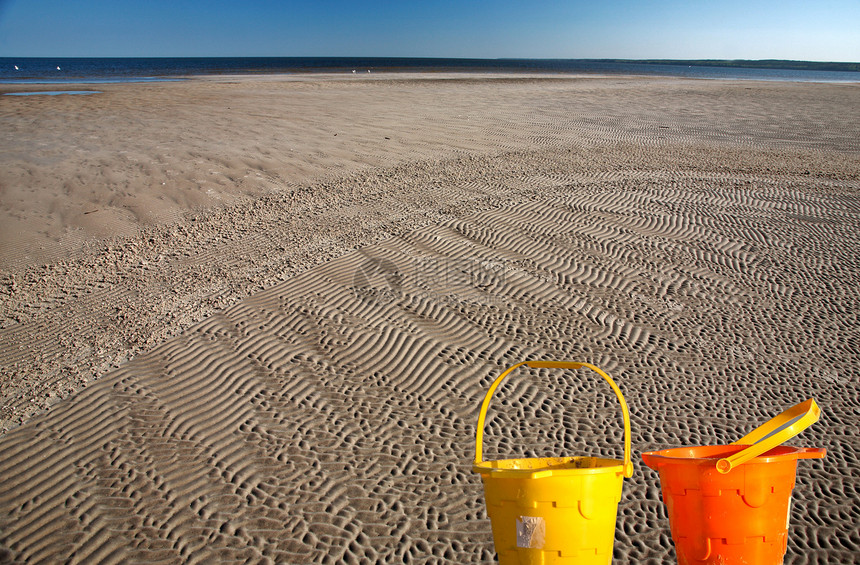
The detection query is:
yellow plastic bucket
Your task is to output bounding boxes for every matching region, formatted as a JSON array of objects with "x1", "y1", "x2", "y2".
[{"x1": 472, "y1": 361, "x2": 634, "y2": 564}]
